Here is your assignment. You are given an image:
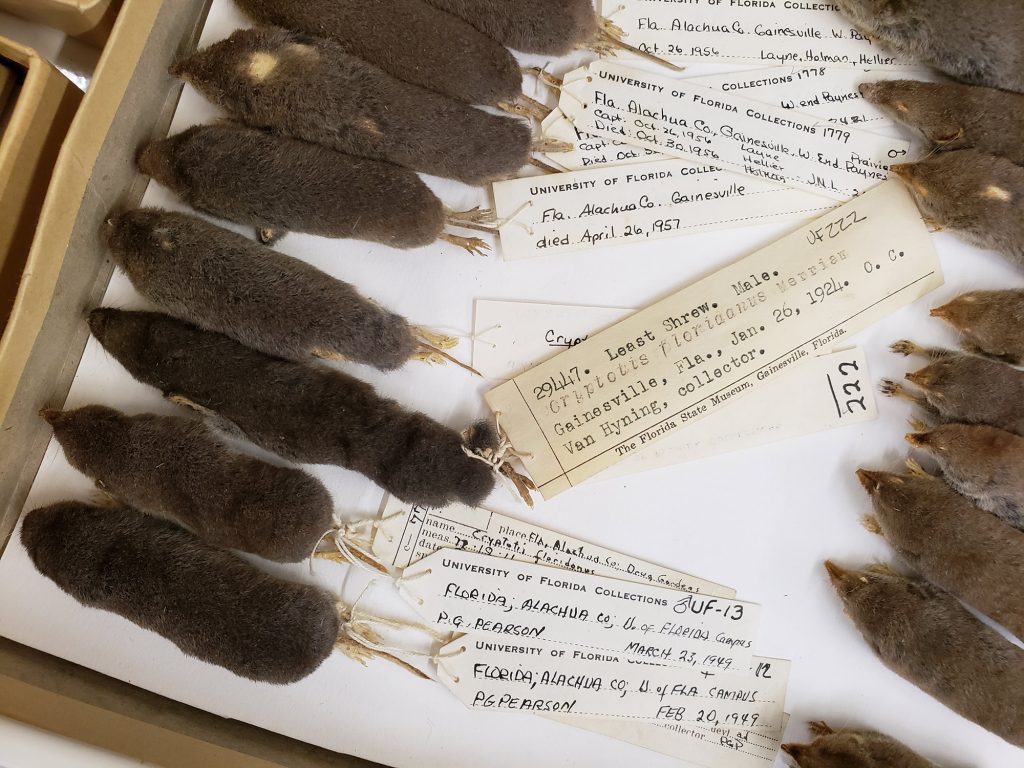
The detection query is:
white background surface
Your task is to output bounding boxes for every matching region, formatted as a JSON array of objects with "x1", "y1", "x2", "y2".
[{"x1": 0, "y1": 2, "x2": 1019, "y2": 766}]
